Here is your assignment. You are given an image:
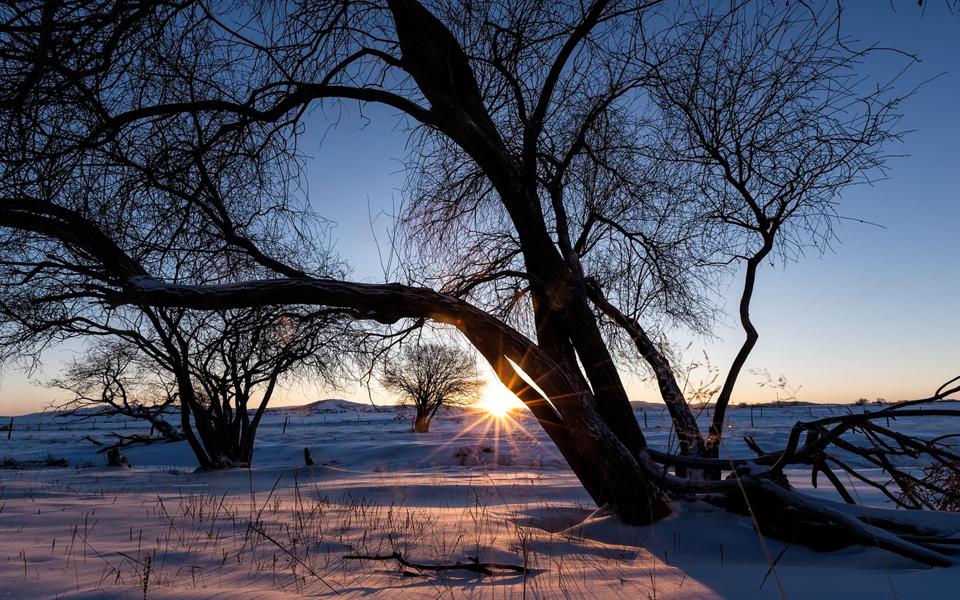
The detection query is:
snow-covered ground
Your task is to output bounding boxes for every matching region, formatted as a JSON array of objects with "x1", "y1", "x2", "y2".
[{"x1": 1, "y1": 400, "x2": 958, "y2": 599}]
